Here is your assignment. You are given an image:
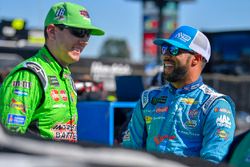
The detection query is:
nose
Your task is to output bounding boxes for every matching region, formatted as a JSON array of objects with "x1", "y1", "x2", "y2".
[{"x1": 79, "y1": 39, "x2": 88, "y2": 46}]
